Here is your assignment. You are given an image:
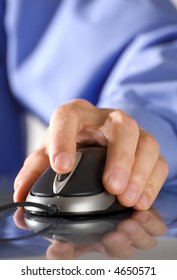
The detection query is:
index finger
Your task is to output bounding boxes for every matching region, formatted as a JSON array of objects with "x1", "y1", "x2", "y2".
[{"x1": 48, "y1": 99, "x2": 106, "y2": 173}]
